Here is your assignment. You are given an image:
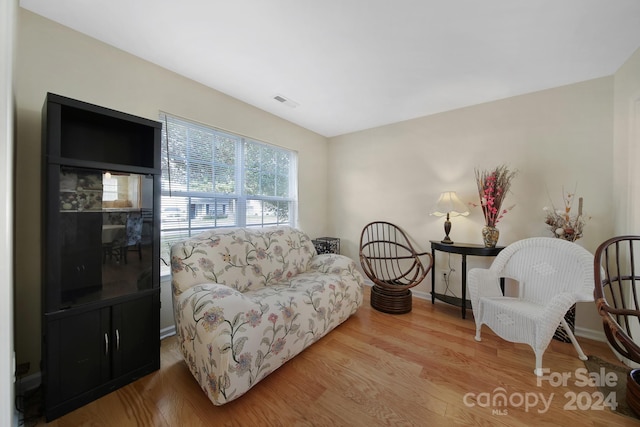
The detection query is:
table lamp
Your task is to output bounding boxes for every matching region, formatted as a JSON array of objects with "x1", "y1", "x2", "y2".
[{"x1": 431, "y1": 191, "x2": 469, "y2": 244}]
